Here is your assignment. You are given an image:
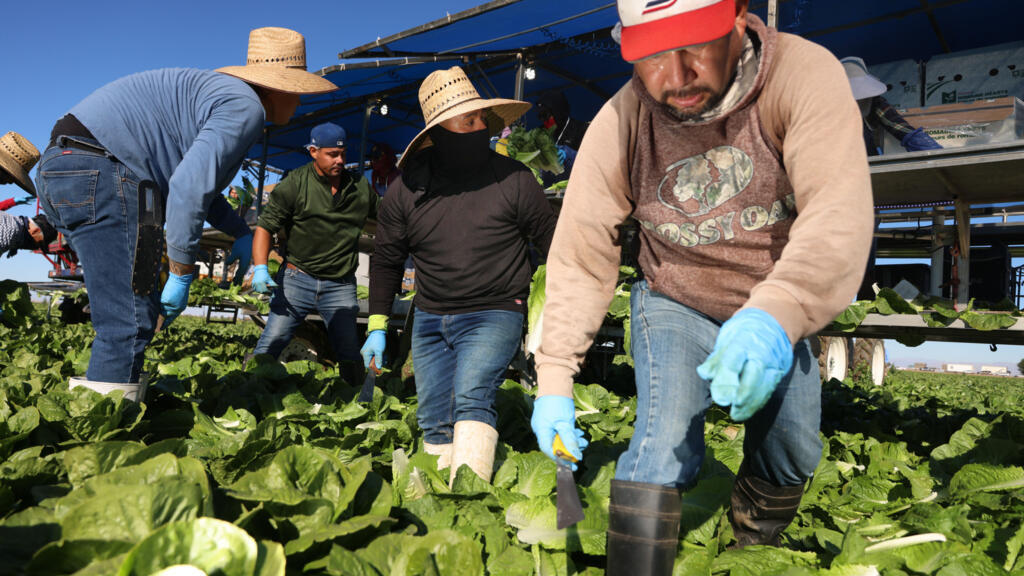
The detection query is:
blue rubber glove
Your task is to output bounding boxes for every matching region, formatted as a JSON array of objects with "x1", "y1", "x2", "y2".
[
  {"x1": 159, "y1": 272, "x2": 194, "y2": 327},
  {"x1": 696, "y1": 308, "x2": 793, "y2": 422},
  {"x1": 901, "y1": 128, "x2": 942, "y2": 152},
  {"x1": 360, "y1": 330, "x2": 386, "y2": 370},
  {"x1": 251, "y1": 264, "x2": 277, "y2": 294},
  {"x1": 556, "y1": 147, "x2": 567, "y2": 166},
  {"x1": 531, "y1": 395, "x2": 588, "y2": 471},
  {"x1": 225, "y1": 234, "x2": 253, "y2": 285}
]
